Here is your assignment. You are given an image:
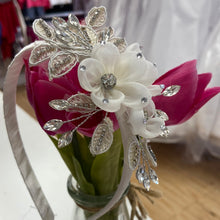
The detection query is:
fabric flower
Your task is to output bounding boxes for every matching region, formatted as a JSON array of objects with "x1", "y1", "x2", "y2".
[
  {"x1": 153, "y1": 60, "x2": 220, "y2": 125},
  {"x1": 78, "y1": 42, "x2": 162, "y2": 113},
  {"x1": 128, "y1": 100, "x2": 165, "y2": 138},
  {"x1": 25, "y1": 60, "x2": 118, "y2": 137}
]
